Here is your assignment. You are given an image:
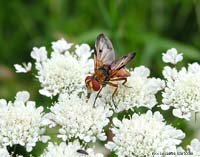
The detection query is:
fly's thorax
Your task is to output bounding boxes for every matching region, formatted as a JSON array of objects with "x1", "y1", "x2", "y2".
[
  {"x1": 94, "y1": 66, "x2": 110, "y2": 82},
  {"x1": 94, "y1": 70, "x2": 106, "y2": 82}
]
